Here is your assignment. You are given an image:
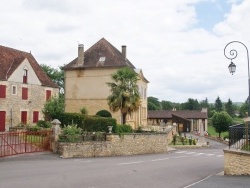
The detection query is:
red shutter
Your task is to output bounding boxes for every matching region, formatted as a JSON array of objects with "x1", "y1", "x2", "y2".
[
  {"x1": 0, "y1": 85, "x2": 6, "y2": 98},
  {"x1": 46, "y1": 90, "x2": 51, "y2": 101},
  {"x1": 23, "y1": 76, "x2": 27, "y2": 83},
  {"x1": 33, "y1": 111, "x2": 39, "y2": 123},
  {"x1": 23, "y1": 69, "x2": 28, "y2": 83},
  {"x1": 0, "y1": 111, "x2": 6, "y2": 131},
  {"x1": 22, "y1": 87, "x2": 28, "y2": 100},
  {"x1": 21, "y1": 111, "x2": 27, "y2": 124}
]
